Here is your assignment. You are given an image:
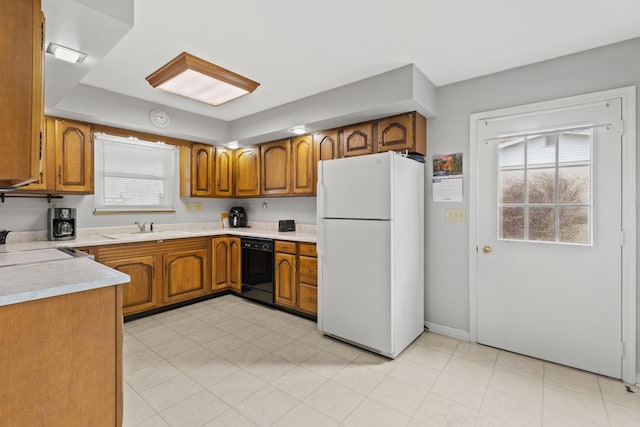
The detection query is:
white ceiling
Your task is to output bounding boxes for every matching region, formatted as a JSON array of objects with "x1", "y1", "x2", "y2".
[{"x1": 44, "y1": 0, "x2": 640, "y2": 122}]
